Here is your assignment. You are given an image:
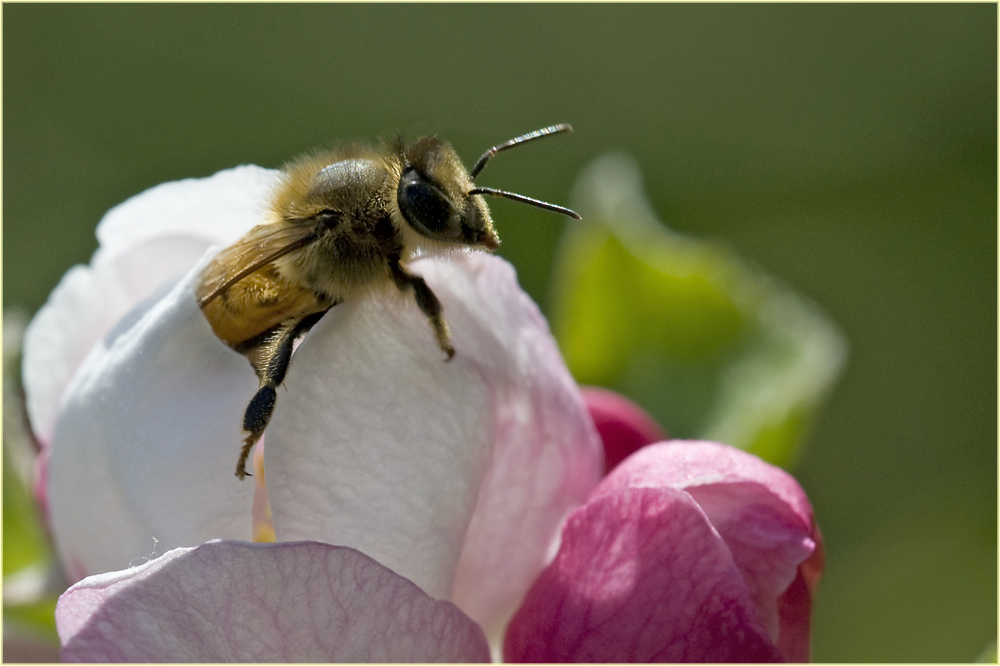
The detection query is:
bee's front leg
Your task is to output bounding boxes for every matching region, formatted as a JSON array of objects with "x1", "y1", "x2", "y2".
[
  {"x1": 389, "y1": 260, "x2": 454, "y2": 361},
  {"x1": 235, "y1": 309, "x2": 331, "y2": 480}
]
